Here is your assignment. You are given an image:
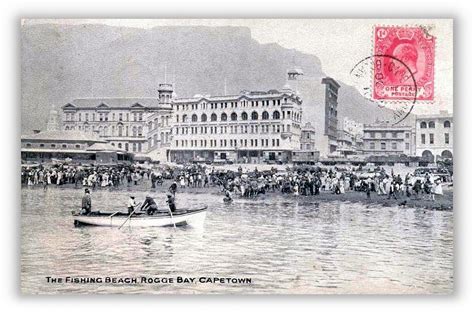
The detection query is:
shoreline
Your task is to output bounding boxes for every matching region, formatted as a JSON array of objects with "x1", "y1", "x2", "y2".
[{"x1": 21, "y1": 182, "x2": 454, "y2": 211}]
